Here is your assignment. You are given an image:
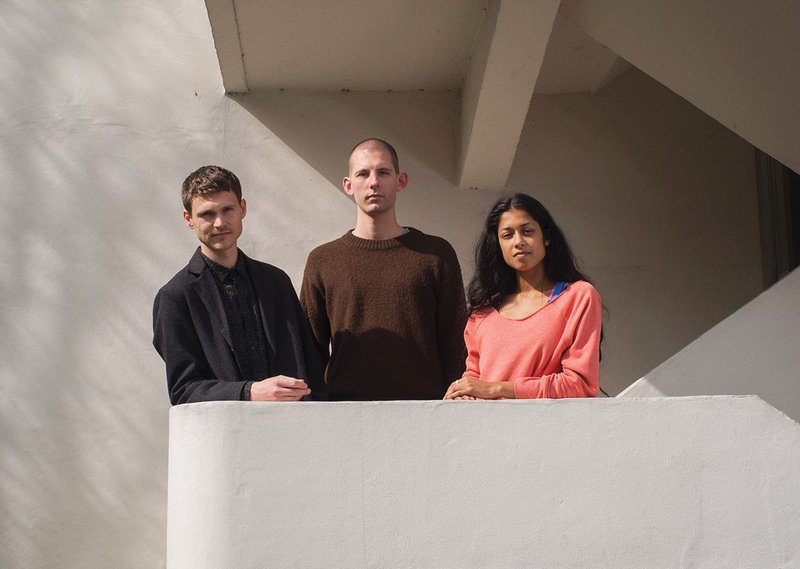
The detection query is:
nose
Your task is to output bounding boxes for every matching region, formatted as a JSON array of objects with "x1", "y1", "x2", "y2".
[
  {"x1": 213, "y1": 215, "x2": 225, "y2": 228},
  {"x1": 512, "y1": 231, "x2": 525, "y2": 247},
  {"x1": 367, "y1": 171, "x2": 379, "y2": 187}
]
